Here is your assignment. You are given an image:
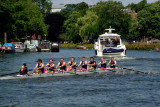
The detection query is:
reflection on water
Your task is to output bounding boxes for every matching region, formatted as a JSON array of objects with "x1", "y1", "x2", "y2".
[{"x1": 0, "y1": 49, "x2": 160, "y2": 107}]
